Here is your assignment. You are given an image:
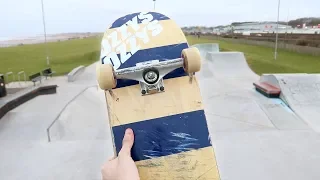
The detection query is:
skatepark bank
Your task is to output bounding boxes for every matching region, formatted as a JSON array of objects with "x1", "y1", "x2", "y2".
[{"x1": 0, "y1": 44, "x2": 319, "y2": 180}]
